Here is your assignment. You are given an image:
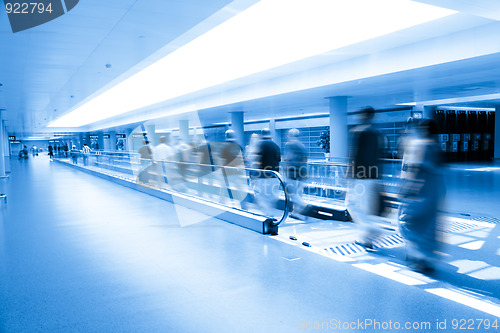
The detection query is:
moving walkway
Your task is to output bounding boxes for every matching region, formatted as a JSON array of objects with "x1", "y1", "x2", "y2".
[{"x1": 53, "y1": 151, "x2": 416, "y2": 236}]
